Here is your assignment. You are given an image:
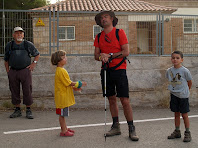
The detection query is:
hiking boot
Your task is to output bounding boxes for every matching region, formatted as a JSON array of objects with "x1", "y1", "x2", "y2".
[
  {"x1": 26, "y1": 109, "x2": 34, "y2": 119},
  {"x1": 183, "y1": 131, "x2": 191, "y2": 142},
  {"x1": 105, "y1": 122, "x2": 121, "y2": 137},
  {"x1": 10, "y1": 109, "x2": 22, "y2": 118},
  {"x1": 129, "y1": 125, "x2": 139, "y2": 141},
  {"x1": 167, "y1": 130, "x2": 181, "y2": 139}
]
